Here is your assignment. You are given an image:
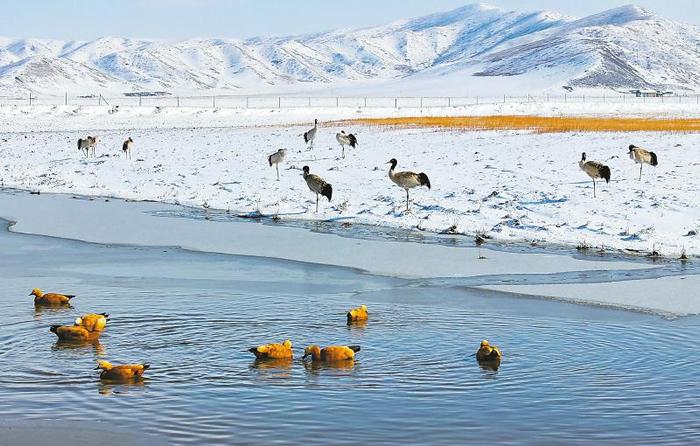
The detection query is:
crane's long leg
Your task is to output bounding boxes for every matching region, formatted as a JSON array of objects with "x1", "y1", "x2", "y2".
[
  {"x1": 316, "y1": 193, "x2": 319, "y2": 213},
  {"x1": 342, "y1": 144, "x2": 345, "y2": 159},
  {"x1": 639, "y1": 164, "x2": 643, "y2": 181},
  {"x1": 276, "y1": 163, "x2": 280, "y2": 181},
  {"x1": 593, "y1": 179, "x2": 596, "y2": 198},
  {"x1": 406, "y1": 189, "x2": 410, "y2": 211}
]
